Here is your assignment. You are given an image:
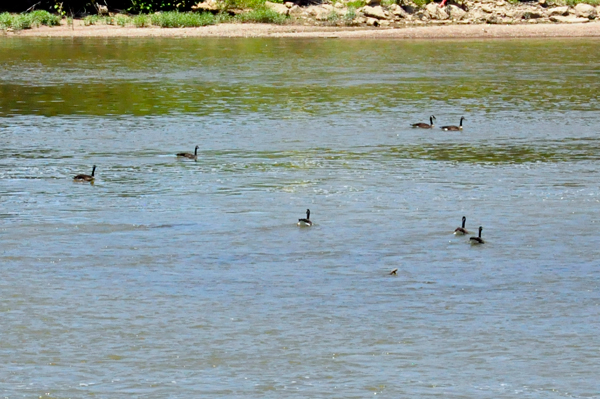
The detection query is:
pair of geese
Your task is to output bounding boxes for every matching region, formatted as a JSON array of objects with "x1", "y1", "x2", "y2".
[
  {"x1": 412, "y1": 116, "x2": 465, "y2": 131},
  {"x1": 455, "y1": 216, "x2": 484, "y2": 244},
  {"x1": 72, "y1": 146, "x2": 201, "y2": 182},
  {"x1": 390, "y1": 216, "x2": 484, "y2": 275}
]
